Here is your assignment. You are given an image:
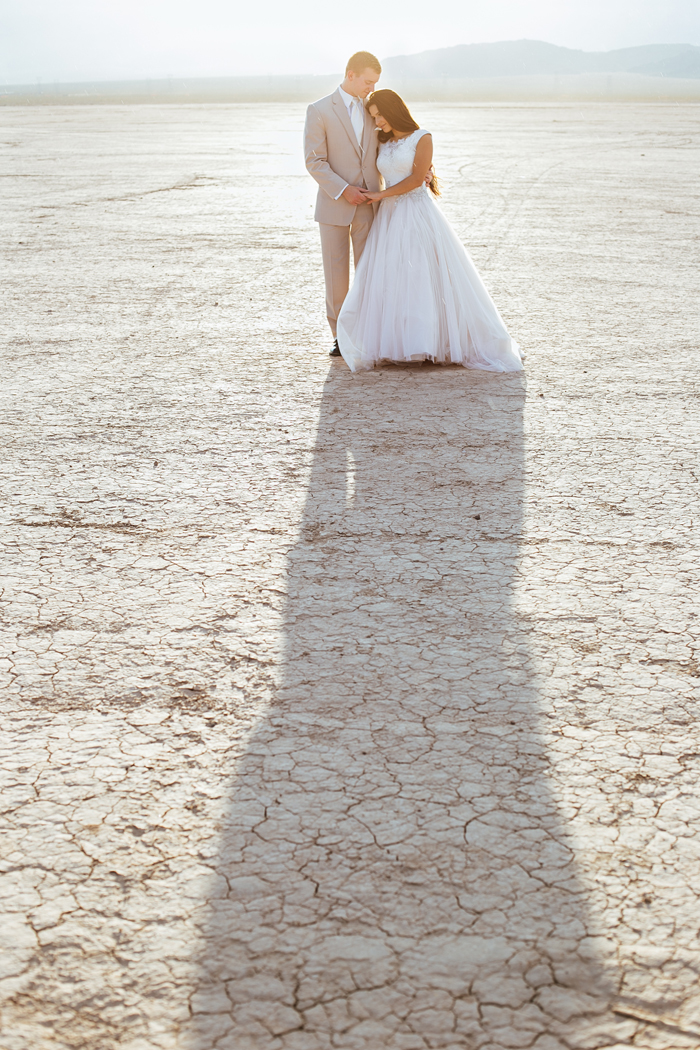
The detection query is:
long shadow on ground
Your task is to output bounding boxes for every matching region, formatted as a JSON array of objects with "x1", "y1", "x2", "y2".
[{"x1": 193, "y1": 363, "x2": 621, "y2": 1049}]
